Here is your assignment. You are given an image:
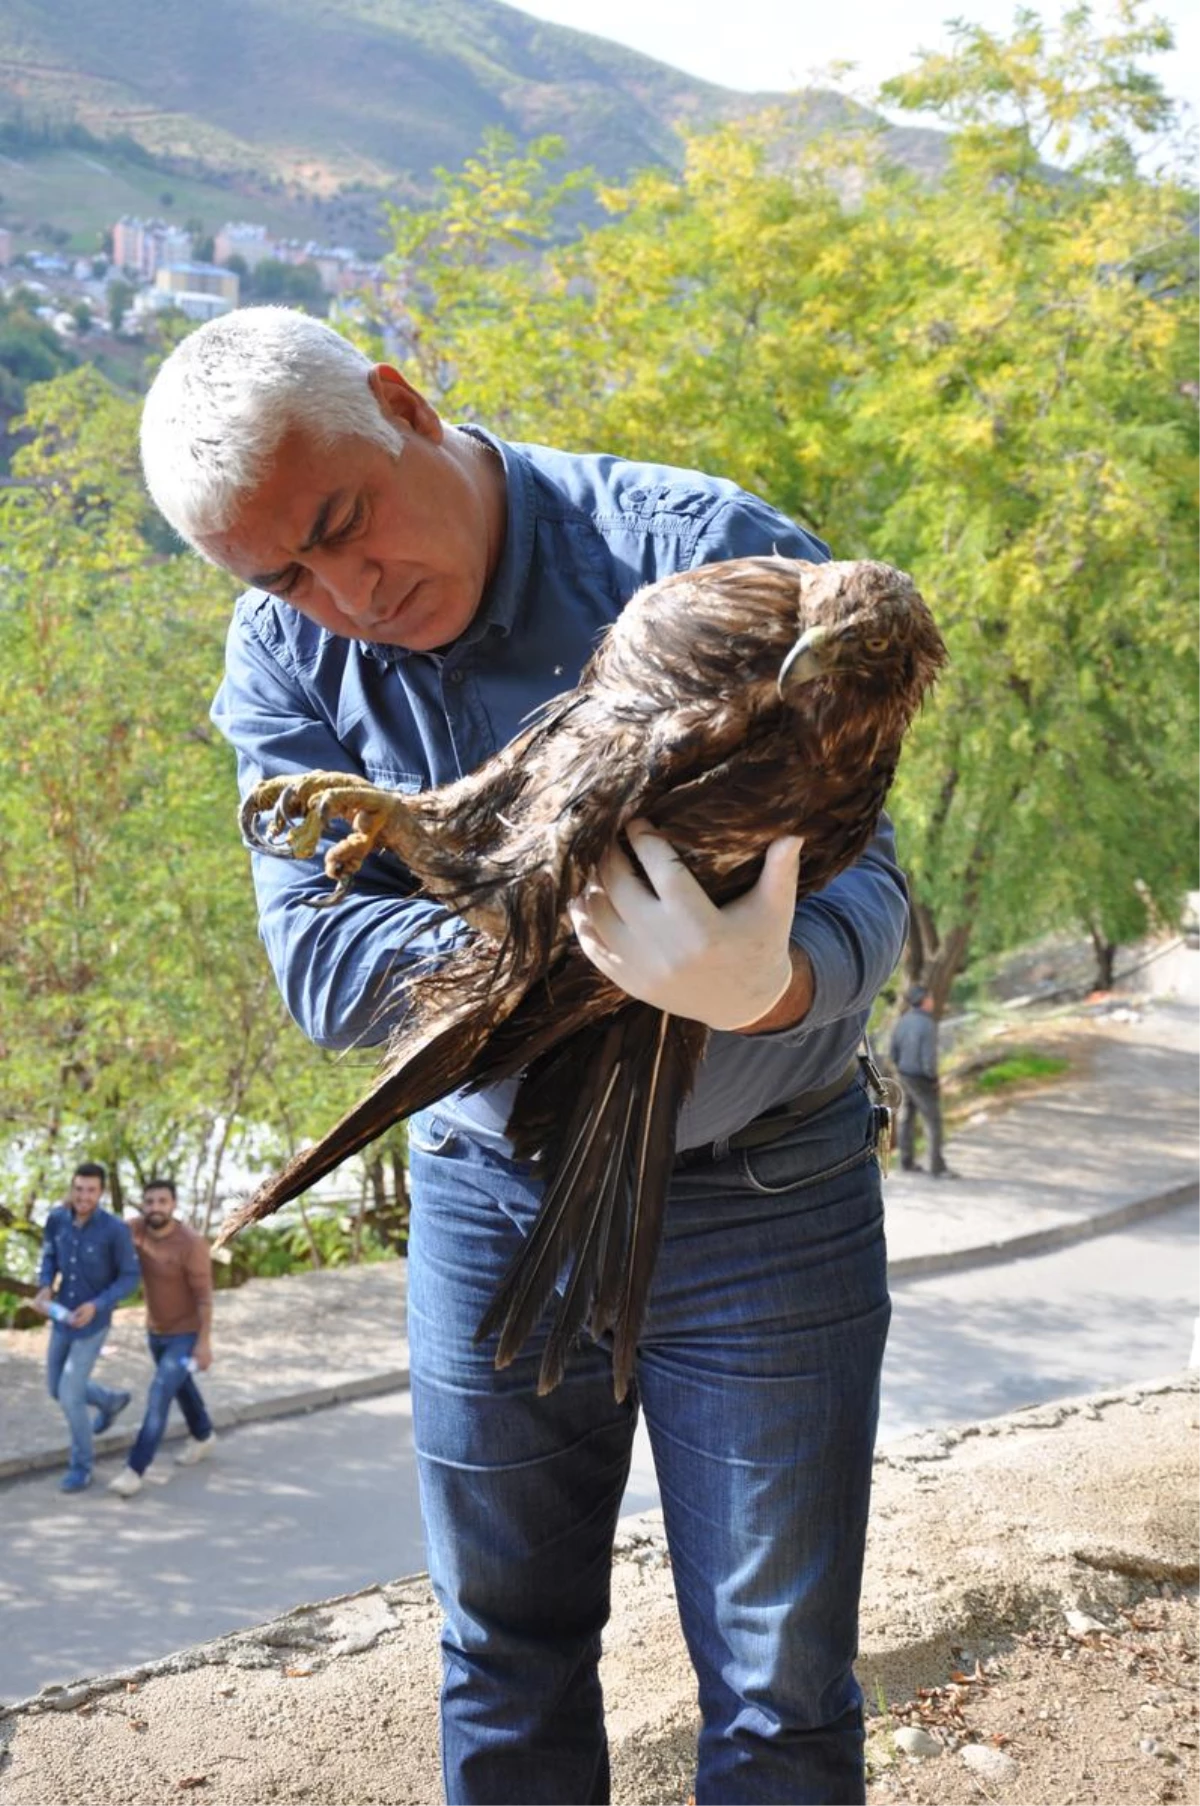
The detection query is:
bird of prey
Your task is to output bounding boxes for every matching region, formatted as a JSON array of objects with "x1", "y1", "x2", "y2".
[{"x1": 218, "y1": 556, "x2": 945, "y2": 1397}]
